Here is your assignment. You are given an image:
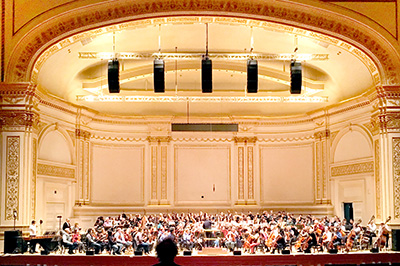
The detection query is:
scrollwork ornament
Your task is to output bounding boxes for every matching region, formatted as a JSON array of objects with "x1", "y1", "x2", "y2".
[
  {"x1": 6, "y1": 136, "x2": 20, "y2": 220},
  {"x1": 393, "y1": 138, "x2": 400, "y2": 219}
]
